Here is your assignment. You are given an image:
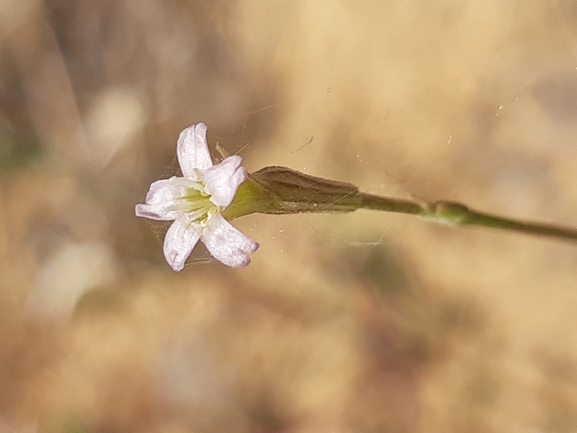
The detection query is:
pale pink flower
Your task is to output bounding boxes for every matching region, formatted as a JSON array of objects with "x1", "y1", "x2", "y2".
[{"x1": 136, "y1": 123, "x2": 258, "y2": 271}]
